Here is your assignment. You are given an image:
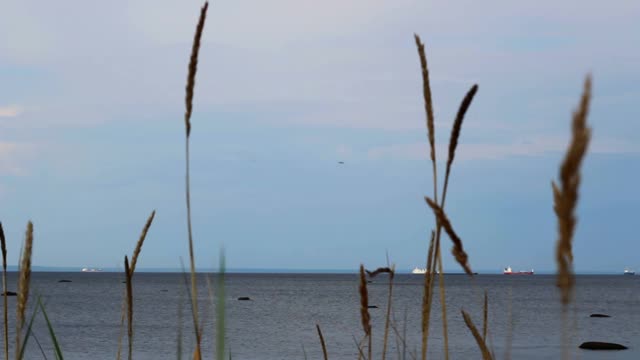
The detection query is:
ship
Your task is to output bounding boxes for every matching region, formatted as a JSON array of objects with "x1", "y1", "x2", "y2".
[
  {"x1": 411, "y1": 267, "x2": 441, "y2": 275},
  {"x1": 624, "y1": 268, "x2": 635, "y2": 275},
  {"x1": 412, "y1": 267, "x2": 426, "y2": 274},
  {"x1": 503, "y1": 266, "x2": 534, "y2": 275},
  {"x1": 81, "y1": 267, "x2": 103, "y2": 272}
]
